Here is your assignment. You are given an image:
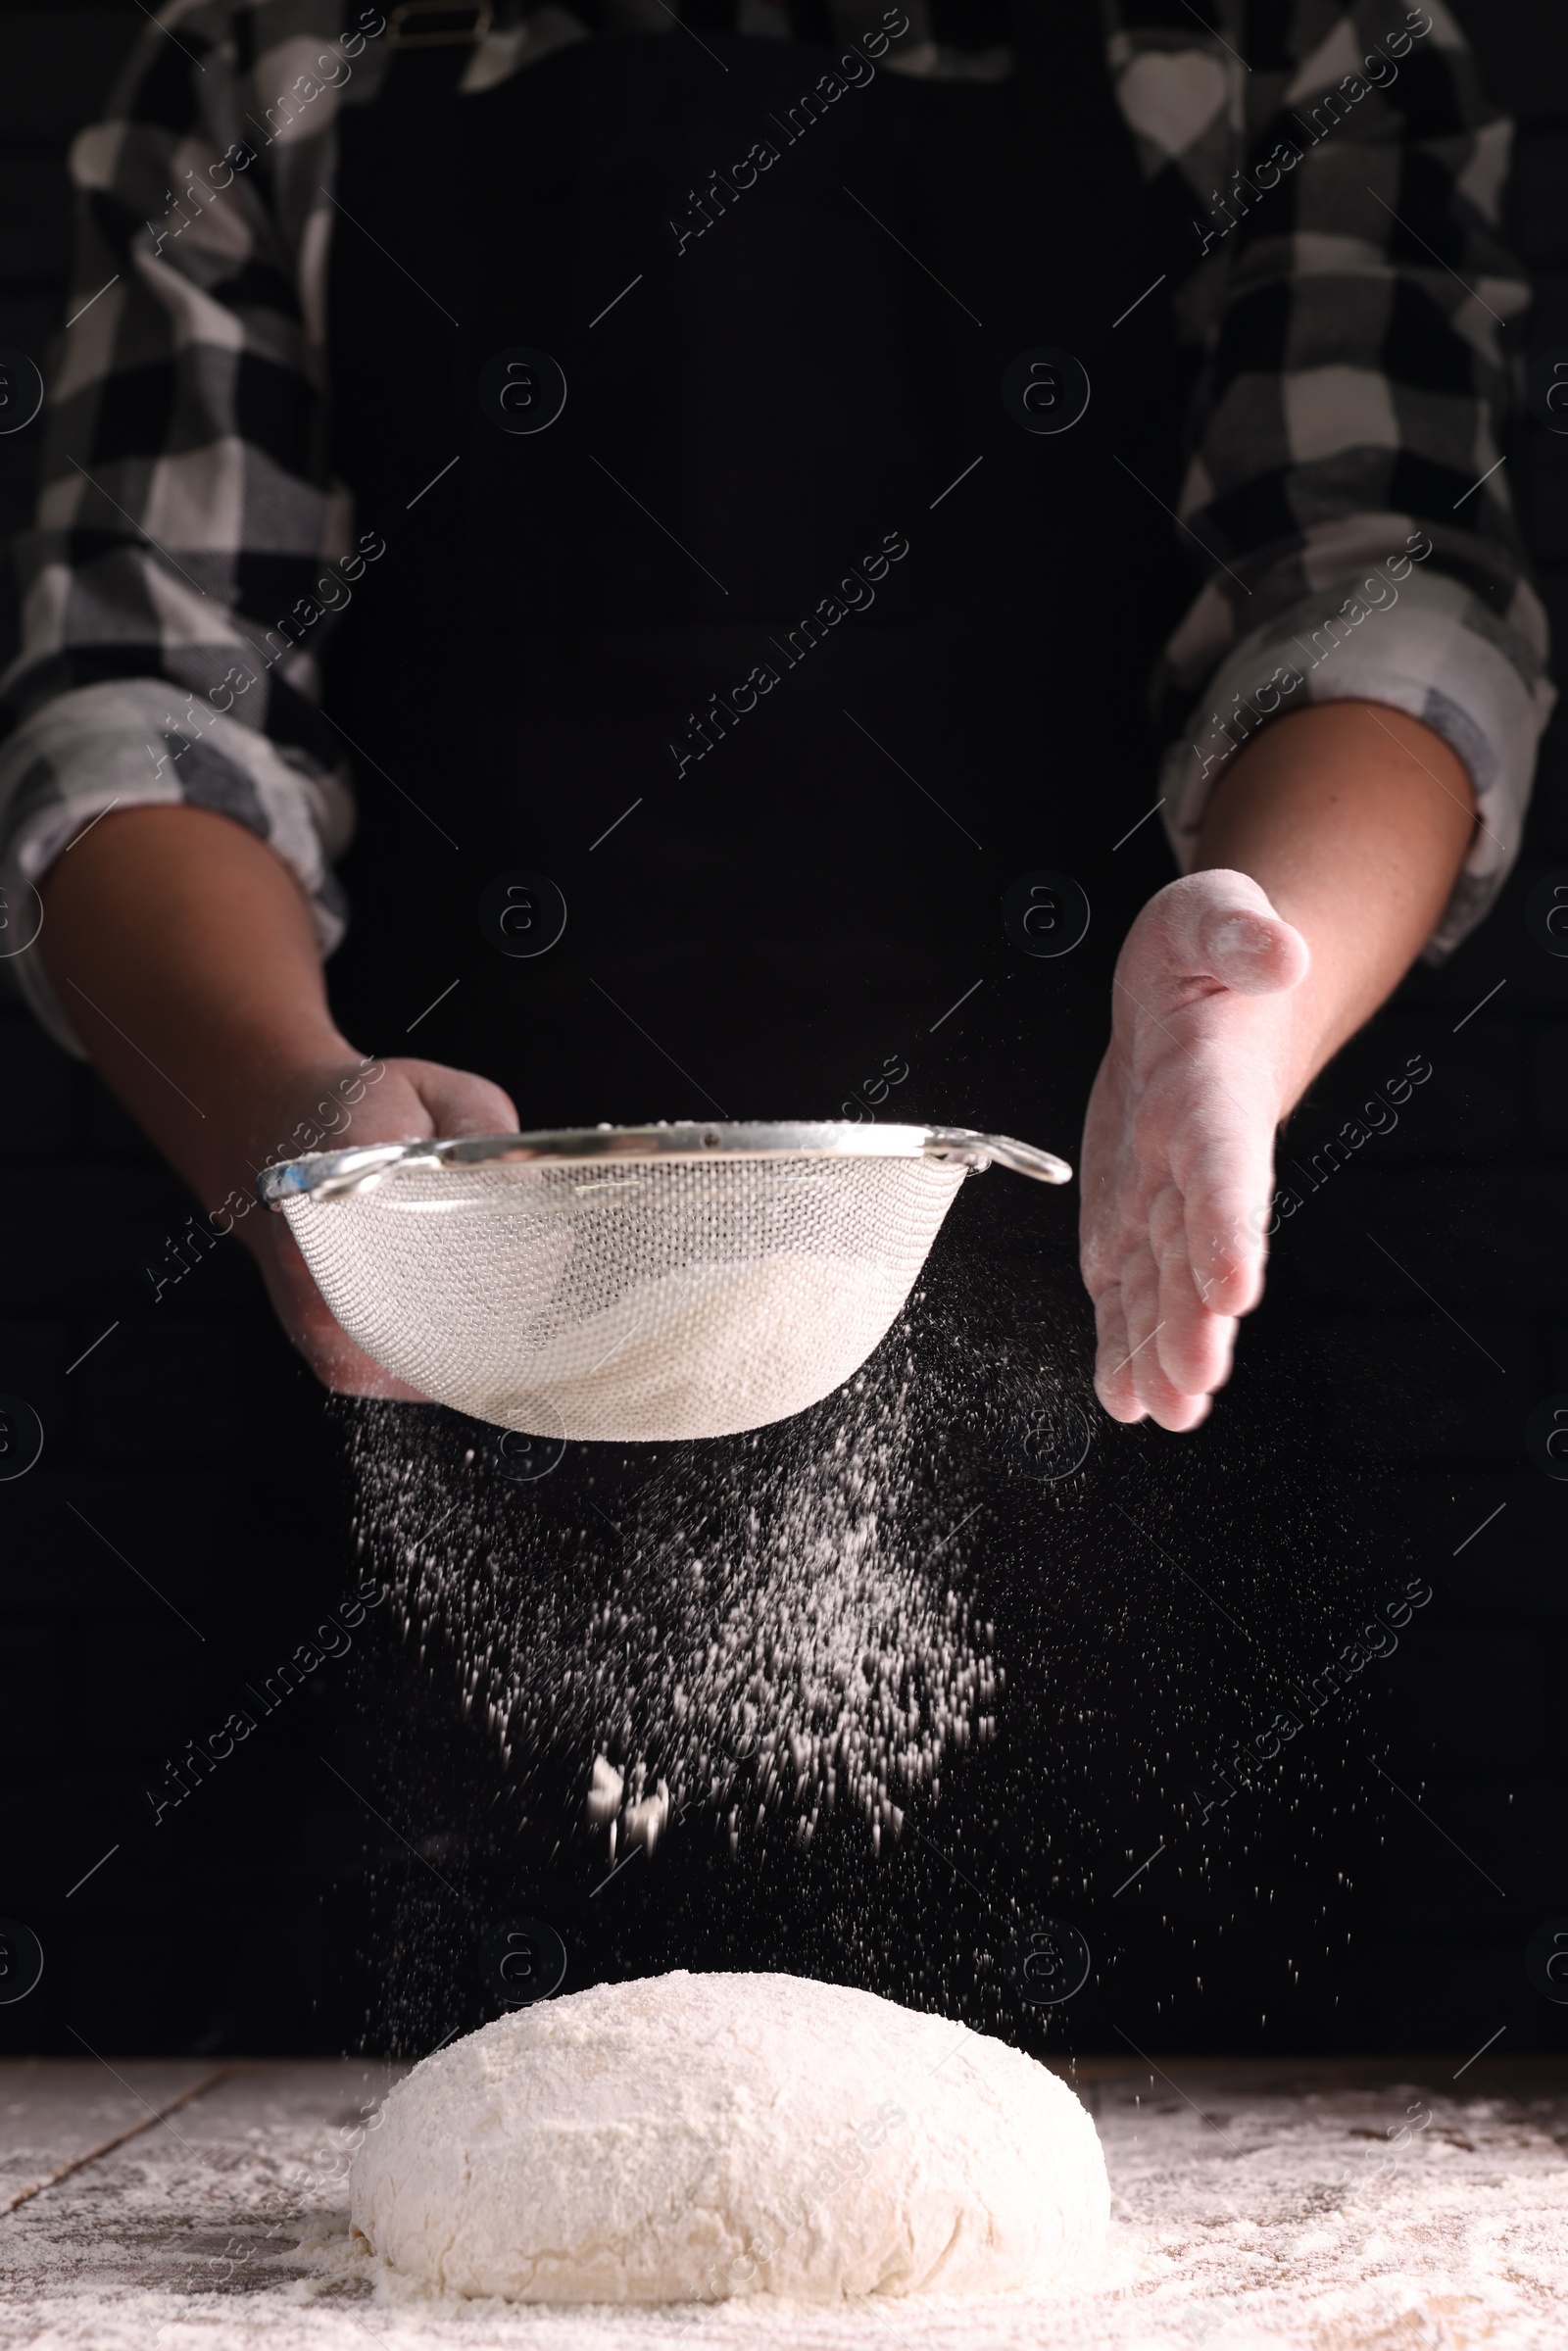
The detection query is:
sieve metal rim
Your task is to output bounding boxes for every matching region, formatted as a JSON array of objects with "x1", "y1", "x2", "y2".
[{"x1": 256, "y1": 1121, "x2": 1072, "y2": 1205}]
